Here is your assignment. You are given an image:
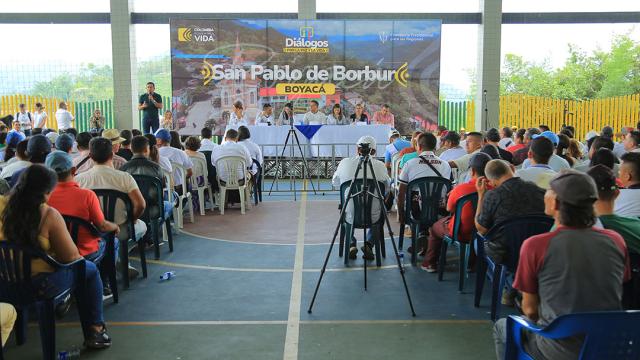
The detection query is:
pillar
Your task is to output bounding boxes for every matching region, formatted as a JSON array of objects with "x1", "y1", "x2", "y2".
[
  {"x1": 475, "y1": 0, "x2": 502, "y2": 131},
  {"x1": 110, "y1": 0, "x2": 139, "y2": 130}
]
